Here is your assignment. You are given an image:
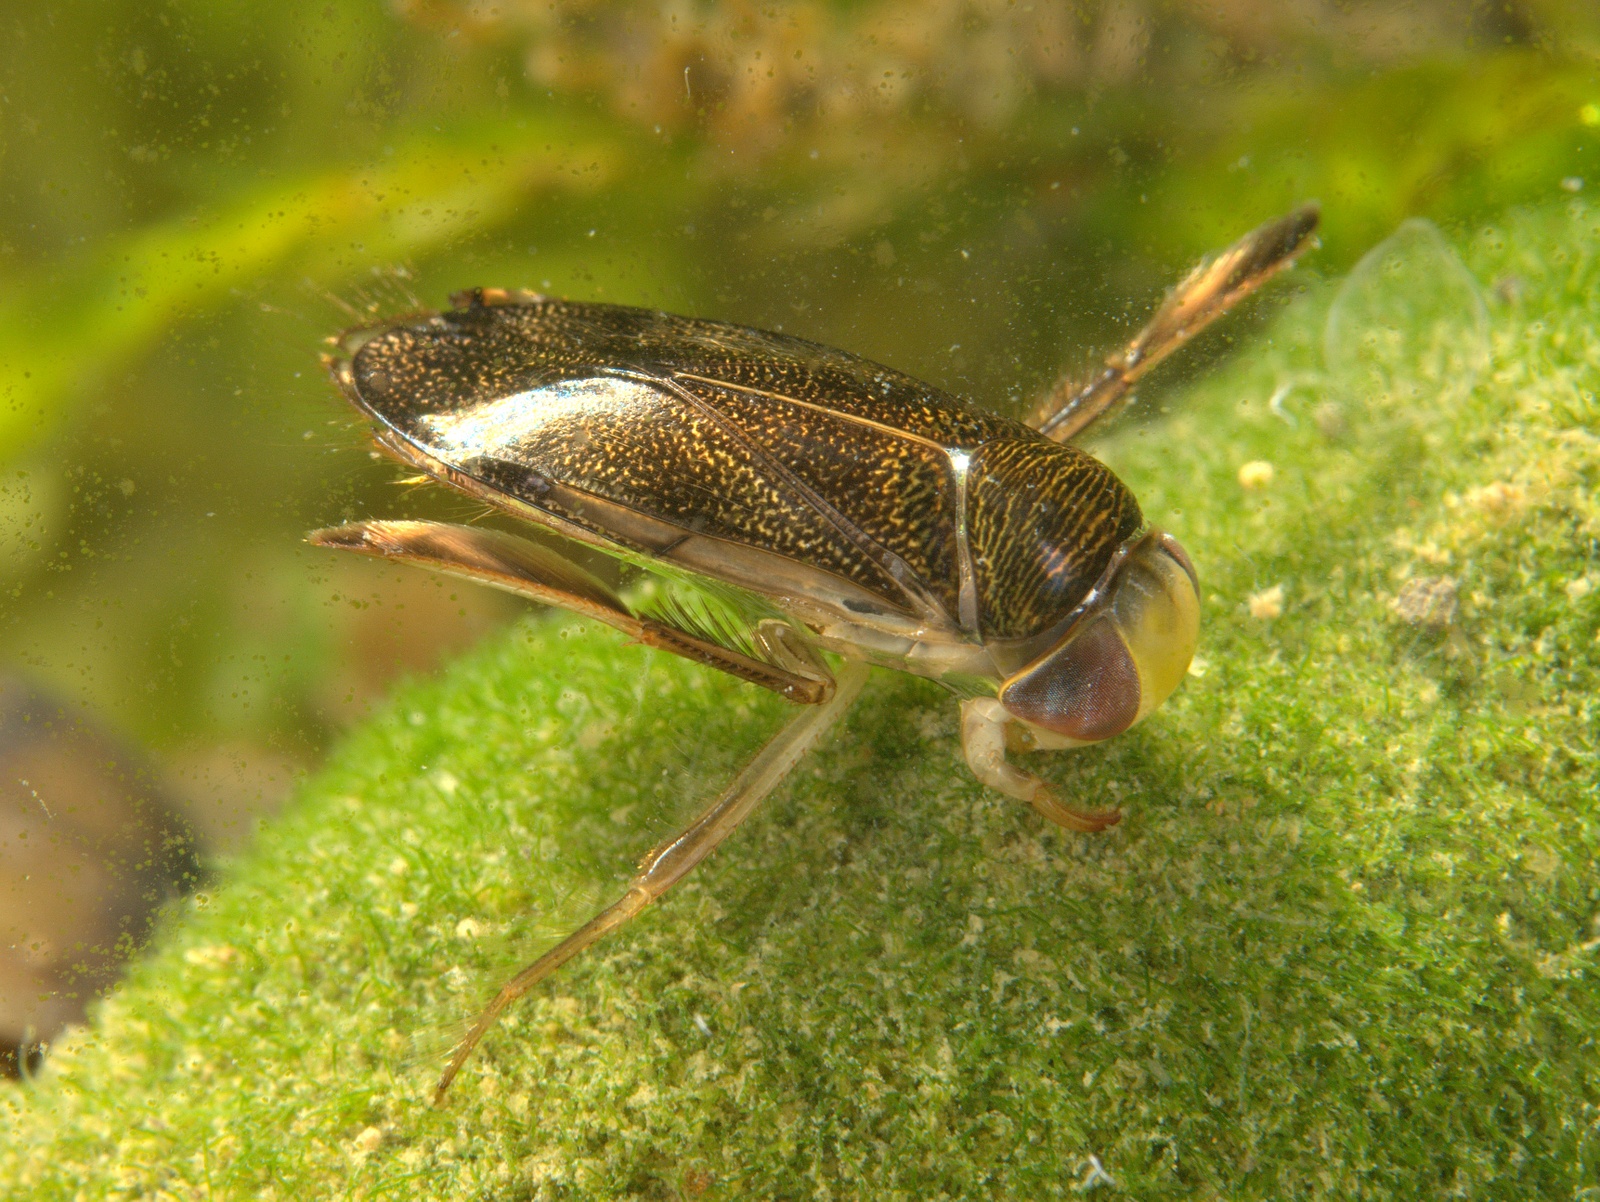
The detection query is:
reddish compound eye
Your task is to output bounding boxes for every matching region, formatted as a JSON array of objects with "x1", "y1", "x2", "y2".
[
  {"x1": 998, "y1": 616, "x2": 1141, "y2": 742},
  {"x1": 999, "y1": 534, "x2": 1200, "y2": 745}
]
